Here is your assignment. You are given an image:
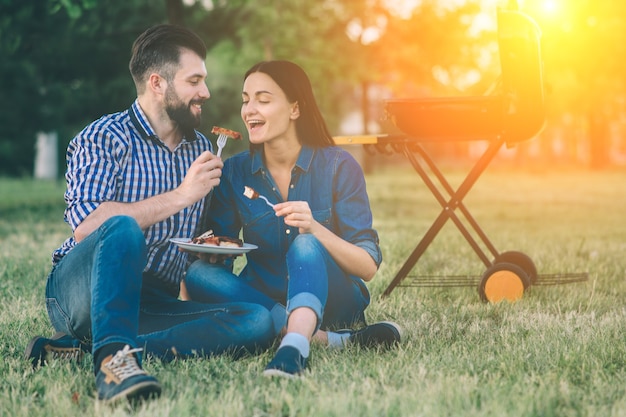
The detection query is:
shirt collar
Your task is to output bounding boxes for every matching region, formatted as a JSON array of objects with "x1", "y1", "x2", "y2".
[
  {"x1": 250, "y1": 145, "x2": 315, "y2": 174},
  {"x1": 128, "y1": 99, "x2": 199, "y2": 143}
]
